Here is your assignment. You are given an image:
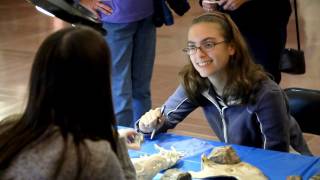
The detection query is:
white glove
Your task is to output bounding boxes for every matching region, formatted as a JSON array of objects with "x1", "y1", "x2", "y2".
[{"x1": 138, "y1": 107, "x2": 165, "y2": 133}]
